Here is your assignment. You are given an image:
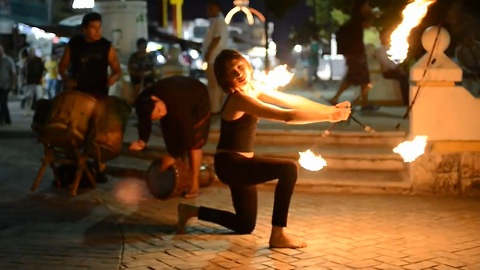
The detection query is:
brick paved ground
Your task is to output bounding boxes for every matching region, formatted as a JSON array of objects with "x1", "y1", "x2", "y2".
[{"x1": 1, "y1": 136, "x2": 480, "y2": 270}]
